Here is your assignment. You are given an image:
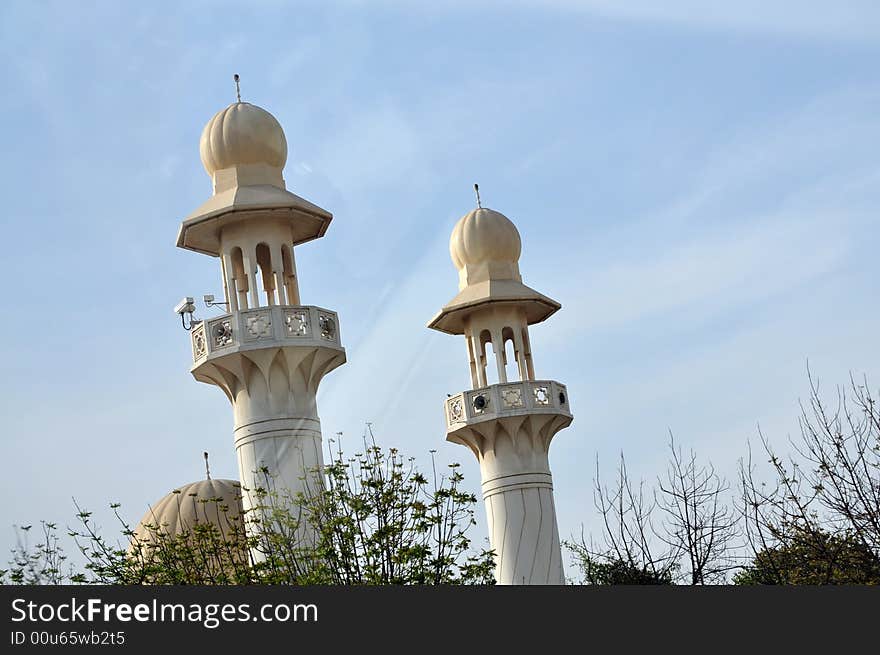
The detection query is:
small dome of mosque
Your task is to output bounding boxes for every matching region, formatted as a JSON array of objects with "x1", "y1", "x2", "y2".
[
  {"x1": 132, "y1": 478, "x2": 244, "y2": 543},
  {"x1": 449, "y1": 207, "x2": 522, "y2": 271},
  {"x1": 199, "y1": 102, "x2": 288, "y2": 176}
]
